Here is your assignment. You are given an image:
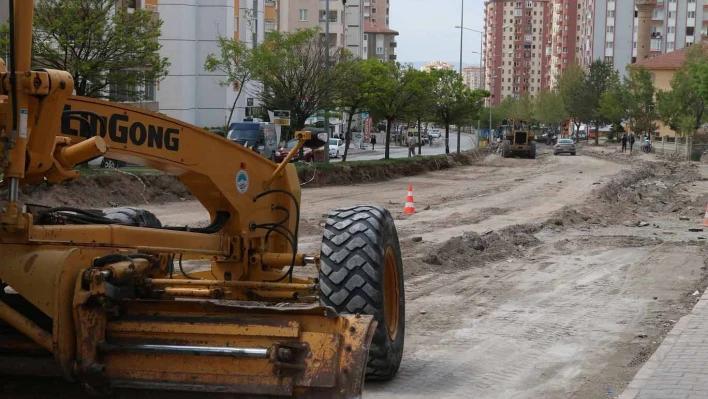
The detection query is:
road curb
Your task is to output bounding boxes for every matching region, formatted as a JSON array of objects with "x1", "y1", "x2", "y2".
[{"x1": 618, "y1": 290, "x2": 708, "y2": 399}]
